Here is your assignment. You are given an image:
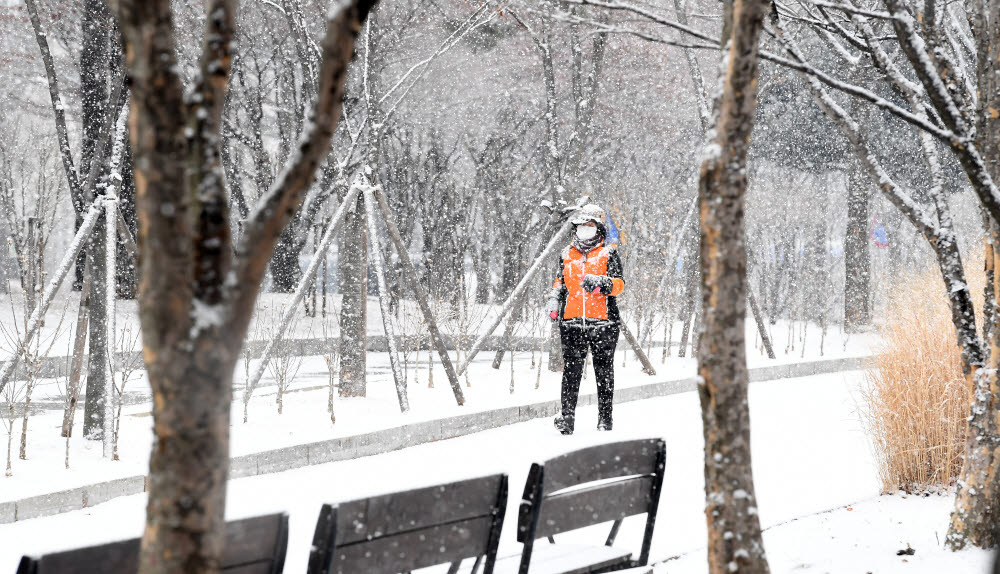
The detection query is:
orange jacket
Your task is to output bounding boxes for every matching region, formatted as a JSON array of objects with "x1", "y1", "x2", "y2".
[{"x1": 552, "y1": 242, "x2": 625, "y2": 322}]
